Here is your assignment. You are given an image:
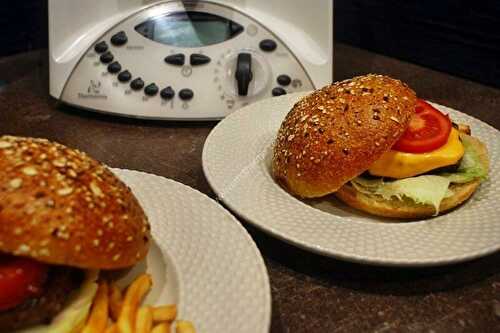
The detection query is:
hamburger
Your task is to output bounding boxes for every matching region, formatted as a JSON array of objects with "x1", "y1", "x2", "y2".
[
  {"x1": 272, "y1": 74, "x2": 489, "y2": 218},
  {"x1": 0, "y1": 136, "x2": 150, "y2": 332}
]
